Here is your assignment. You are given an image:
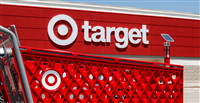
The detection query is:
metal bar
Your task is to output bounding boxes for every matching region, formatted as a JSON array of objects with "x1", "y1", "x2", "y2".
[
  {"x1": 9, "y1": 25, "x2": 21, "y2": 46},
  {"x1": 0, "y1": 58, "x2": 15, "y2": 103},
  {"x1": 0, "y1": 25, "x2": 33, "y2": 103},
  {"x1": 0, "y1": 39, "x2": 11, "y2": 48},
  {"x1": 119, "y1": 59, "x2": 153, "y2": 65},
  {"x1": 77, "y1": 54, "x2": 115, "y2": 61},
  {"x1": 0, "y1": 36, "x2": 21, "y2": 102},
  {"x1": 0, "y1": 36, "x2": 8, "y2": 58},
  {"x1": 5, "y1": 55, "x2": 22, "y2": 102},
  {"x1": 31, "y1": 49, "x2": 73, "y2": 56}
]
